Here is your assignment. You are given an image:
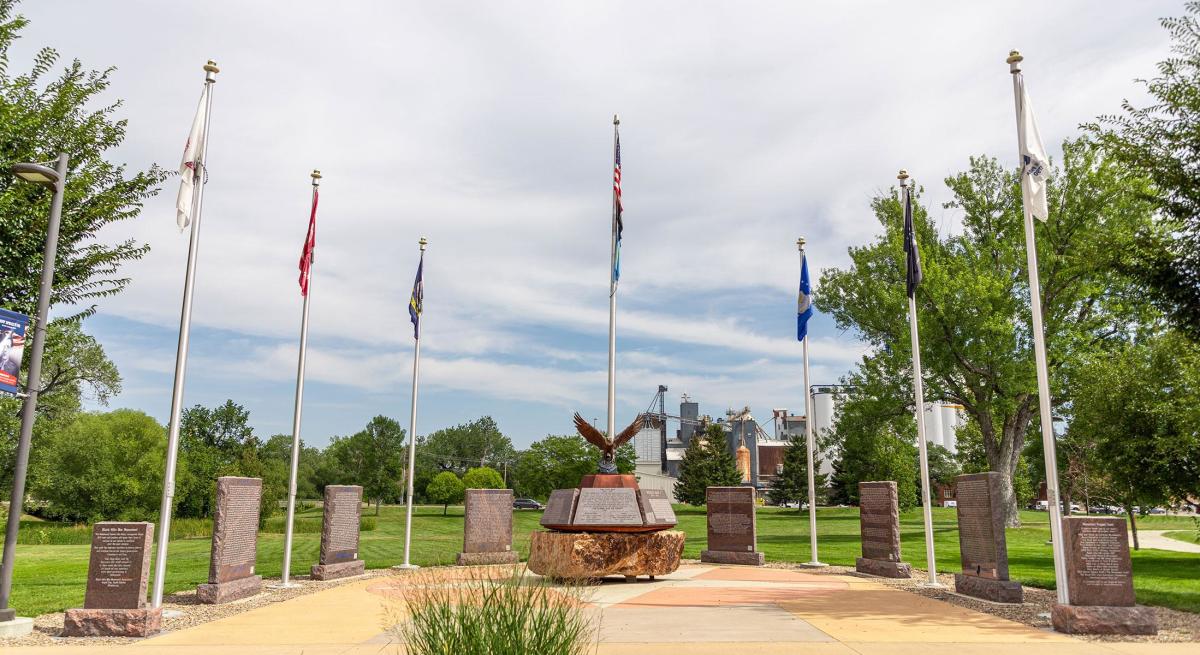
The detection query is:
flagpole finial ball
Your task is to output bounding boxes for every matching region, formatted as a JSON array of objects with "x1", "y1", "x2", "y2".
[
  {"x1": 613, "y1": 114, "x2": 620, "y2": 126},
  {"x1": 797, "y1": 237, "x2": 806, "y2": 250},
  {"x1": 897, "y1": 169, "x2": 909, "y2": 180},
  {"x1": 418, "y1": 237, "x2": 428, "y2": 250},
  {"x1": 203, "y1": 60, "x2": 220, "y2": 73},
  {"x1": 1006, "y1": 50, "x2": 1023, "y2": 64},
  {"x1": 311, "y1": 169, "x2": 322, "y2": 181}
]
